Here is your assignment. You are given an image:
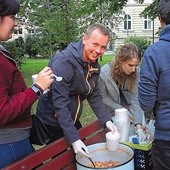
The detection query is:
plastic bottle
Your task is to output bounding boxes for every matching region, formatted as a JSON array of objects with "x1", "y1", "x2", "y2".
[{"x1": 112, "y1": 108, "x2": 130, "y2": 142}]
